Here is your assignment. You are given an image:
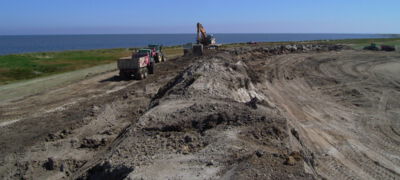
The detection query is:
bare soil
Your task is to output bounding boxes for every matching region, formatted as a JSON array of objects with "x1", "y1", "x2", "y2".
[{"x1": 0, "y1": 44, "x2": 399, "y2": 180}]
